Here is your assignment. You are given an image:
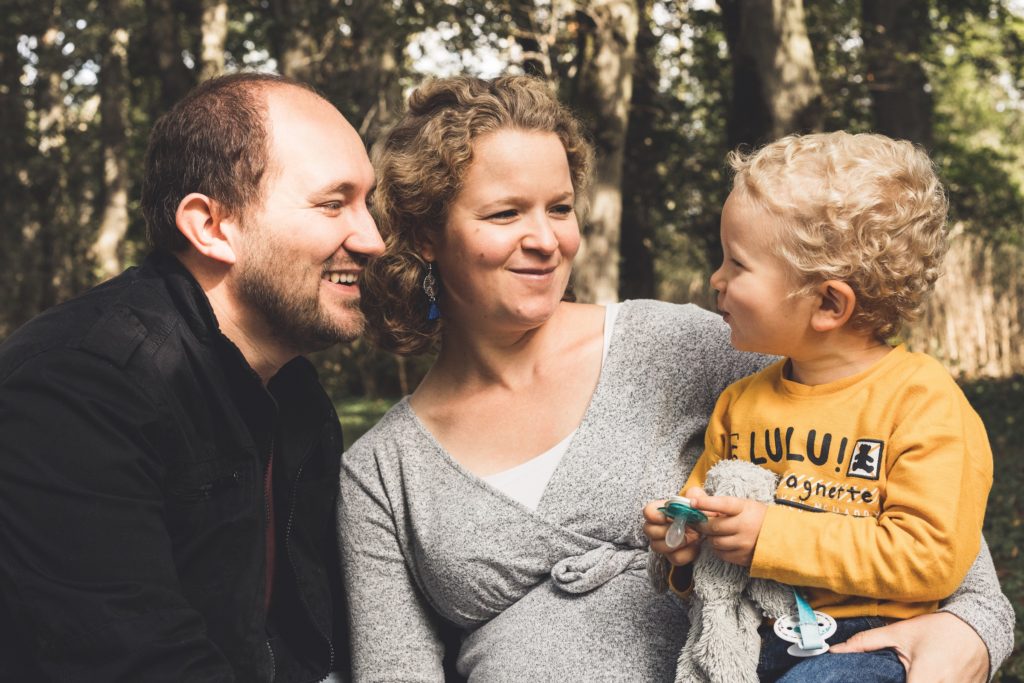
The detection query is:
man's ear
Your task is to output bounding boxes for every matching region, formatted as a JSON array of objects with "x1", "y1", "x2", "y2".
[
  {"x1": 810, "y1": 280, "x2": 856, "y2": 332},
  {"x1": 175, "y1": 193, "x2": 237, "y2": 265}
]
